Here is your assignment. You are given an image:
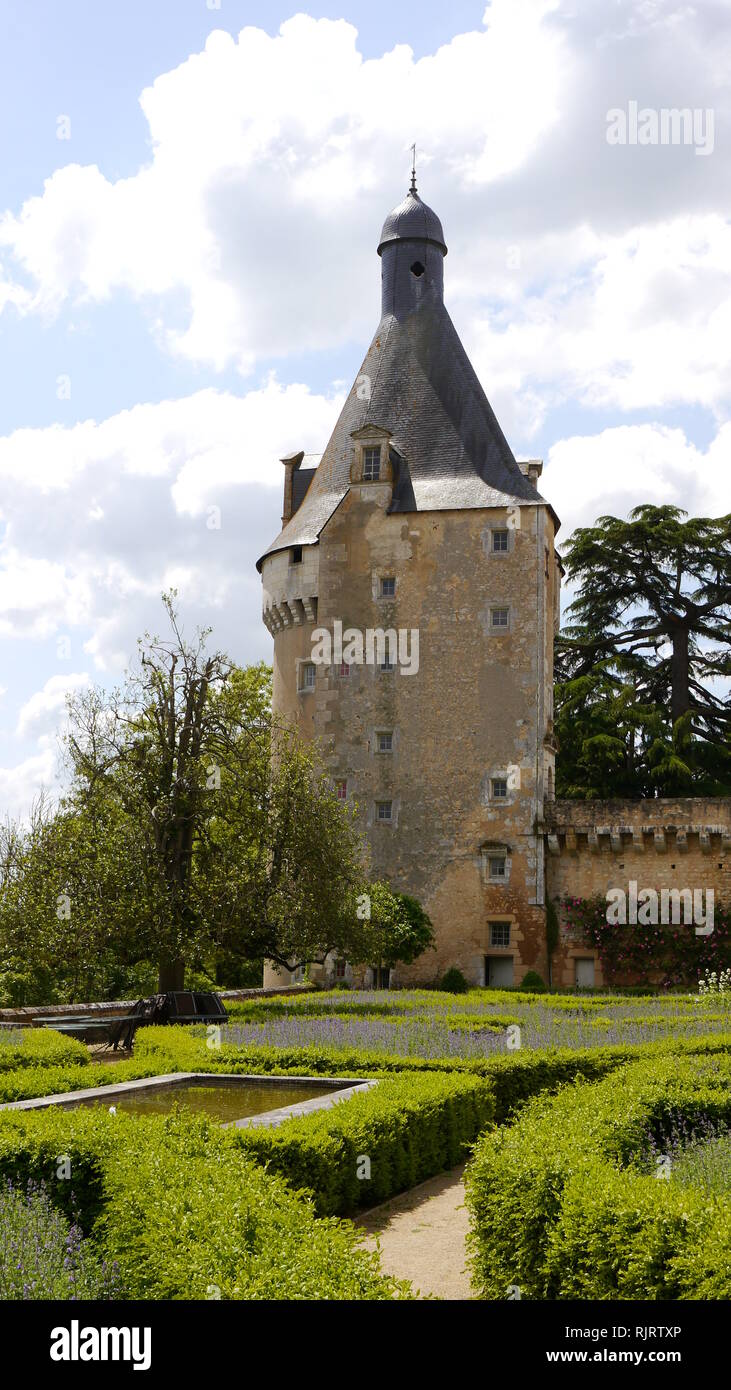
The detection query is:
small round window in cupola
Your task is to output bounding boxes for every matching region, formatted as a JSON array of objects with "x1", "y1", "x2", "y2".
[{"x1": 410, "y1": 260, "x2": 425, "y2": 277}]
